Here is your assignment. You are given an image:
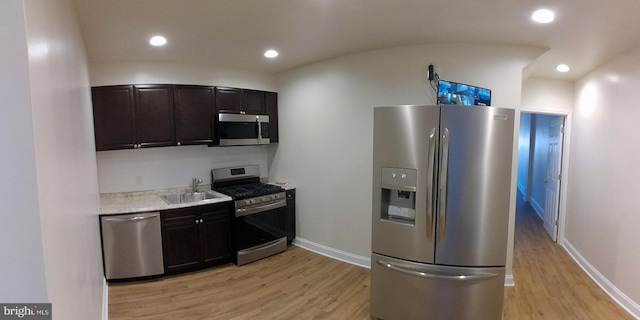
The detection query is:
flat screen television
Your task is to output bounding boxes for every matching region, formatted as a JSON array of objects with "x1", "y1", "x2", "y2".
[{"x1": 437, "y1": 79, "x2": 491, "y2": 106}]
